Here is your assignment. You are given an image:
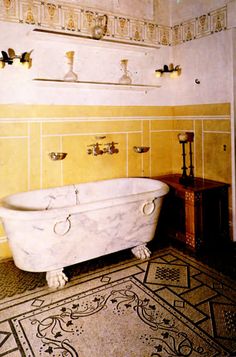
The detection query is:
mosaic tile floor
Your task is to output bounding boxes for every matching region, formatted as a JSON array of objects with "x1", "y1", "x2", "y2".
[{"x1": 0, "y1": 246, "x2": 235, "y2": 356}]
